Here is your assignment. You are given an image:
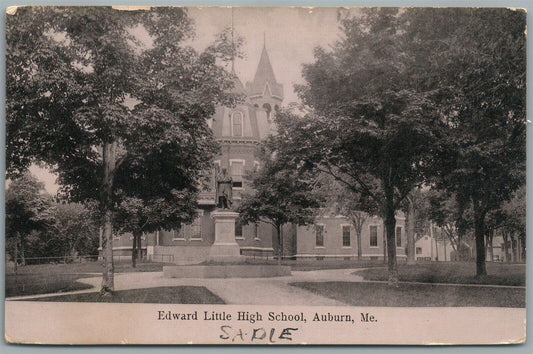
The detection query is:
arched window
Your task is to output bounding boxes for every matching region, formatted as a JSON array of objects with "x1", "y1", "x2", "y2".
[
  {"x1": 262, "y1": 103, "x2": 272, "y2": 121},
  {"x1": 231, "y1": 111, "x2": 243, "y2": 137}
]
